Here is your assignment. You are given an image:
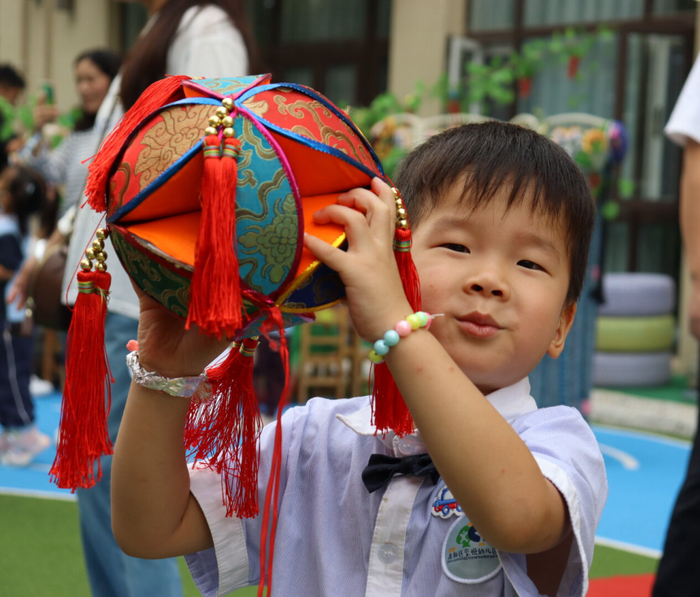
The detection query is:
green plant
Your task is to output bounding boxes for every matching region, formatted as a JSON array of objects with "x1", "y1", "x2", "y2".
[
  {"x1": 350, "y1": 81, "x2": 425, "y2": 139},
  {"x1": 440, "y1": 25, "x2": 614, "y2": 111}
]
